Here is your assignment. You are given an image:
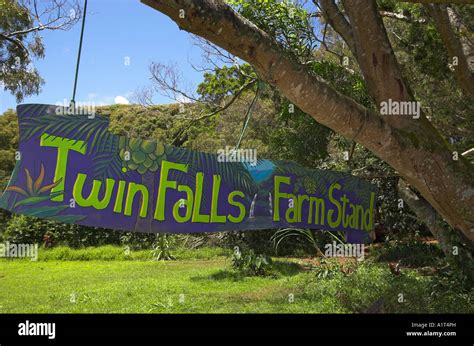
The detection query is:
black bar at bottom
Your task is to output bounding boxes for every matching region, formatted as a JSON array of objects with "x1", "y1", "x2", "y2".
[{"x1": 0, "y1": 313, "x2": 471, "y2": 345}]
